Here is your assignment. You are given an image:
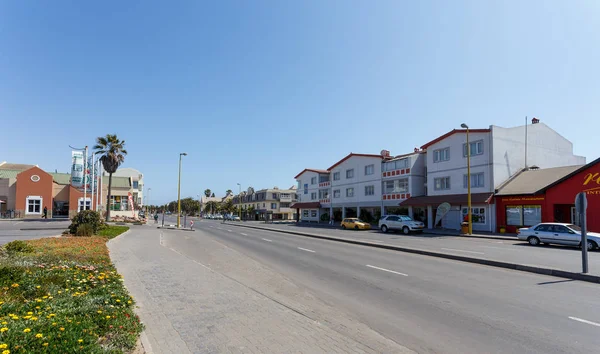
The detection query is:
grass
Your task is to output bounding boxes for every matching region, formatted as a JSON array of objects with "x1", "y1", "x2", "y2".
[
  {"x1": 0, "y1": 230, "x2": 142, "y2": 353},
  {"x1": 96, "y1": 226, "x2": 130, "y2": 240}
]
